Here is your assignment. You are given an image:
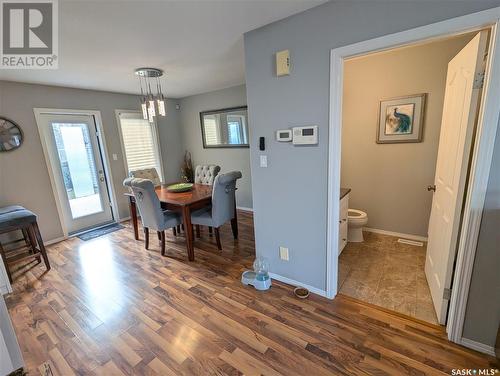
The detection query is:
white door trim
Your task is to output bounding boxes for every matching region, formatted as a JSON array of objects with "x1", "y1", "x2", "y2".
[
  {"x1": 326, "y1": 7, "x2": 500, "y2": 348},
  {"x1": 33, "y1": 108, "x2": 119, "y2": 237}
]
